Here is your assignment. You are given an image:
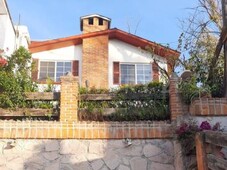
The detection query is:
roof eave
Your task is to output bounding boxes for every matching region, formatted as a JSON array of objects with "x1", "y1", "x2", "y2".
[{"x1": 29, "y1": 28, "x2": 180, "y2": 58}]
